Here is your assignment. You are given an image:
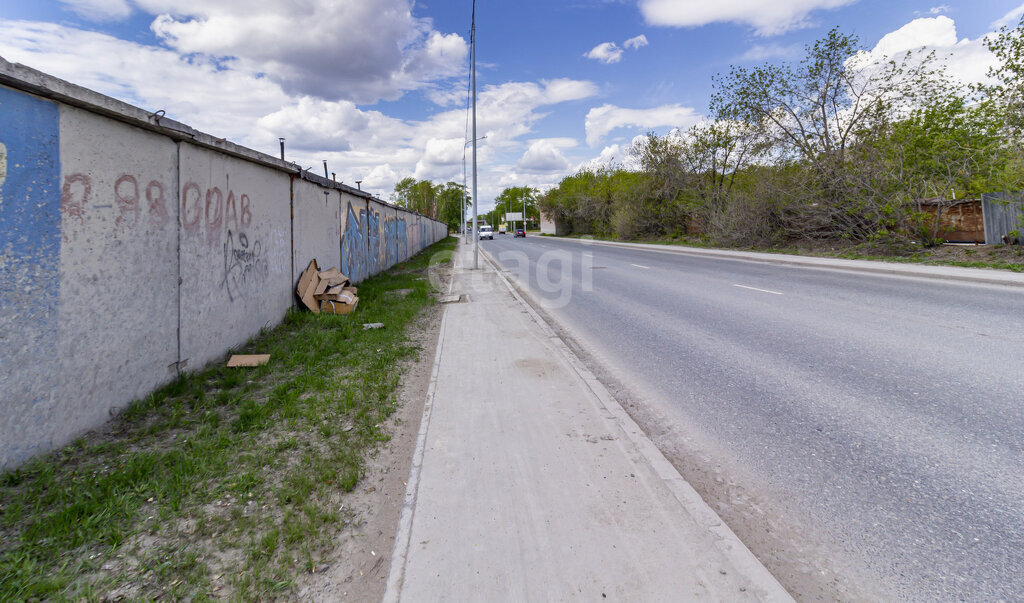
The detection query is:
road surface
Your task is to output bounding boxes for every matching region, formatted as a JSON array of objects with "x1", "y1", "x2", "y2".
[{"x1": 481, "y1": 235, "x2": 1024, "y2": 601}]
